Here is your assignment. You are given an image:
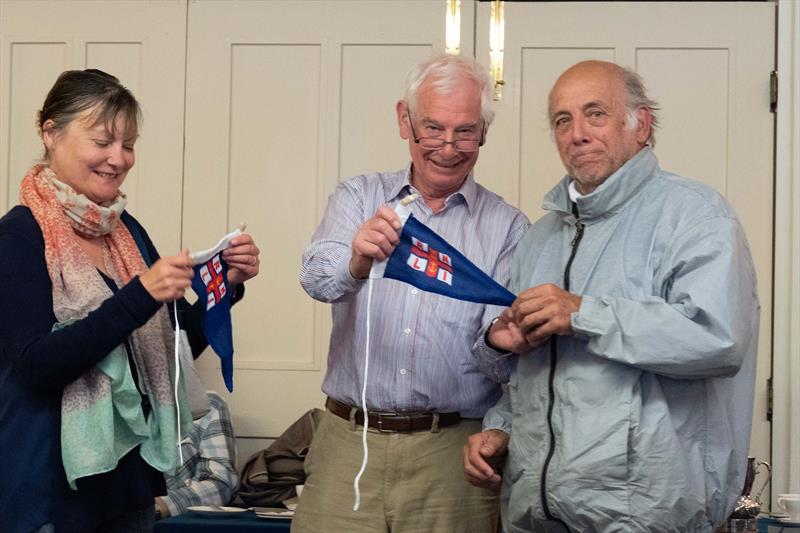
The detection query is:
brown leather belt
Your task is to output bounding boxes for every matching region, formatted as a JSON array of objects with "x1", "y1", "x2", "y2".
[{"x1": 326, "y1": 397, "x2": 461, "y2": 432}]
